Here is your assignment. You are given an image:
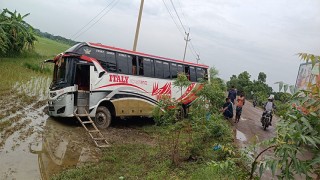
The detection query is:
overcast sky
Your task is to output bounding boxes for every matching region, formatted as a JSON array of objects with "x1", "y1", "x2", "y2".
[{"x1": 1, "y1": 0, "x2": 320, "y2": 90}]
